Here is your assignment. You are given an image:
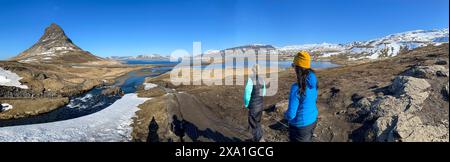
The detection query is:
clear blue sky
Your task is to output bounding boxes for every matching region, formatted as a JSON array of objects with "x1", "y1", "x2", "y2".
[{"x1": 0, "y1": 0, "x2": 448, "y2": 59}]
